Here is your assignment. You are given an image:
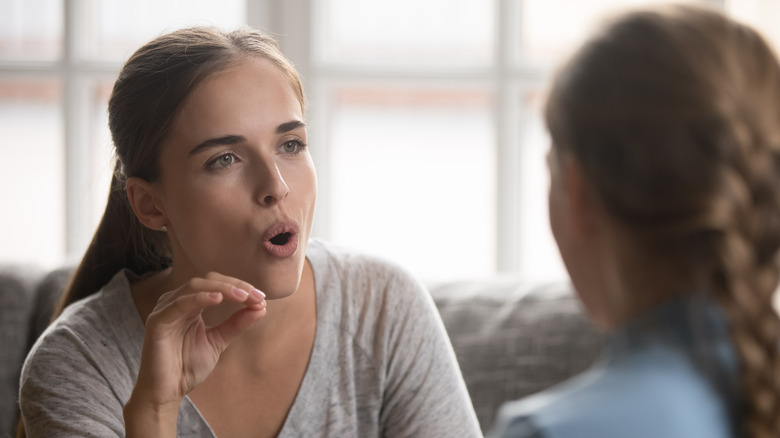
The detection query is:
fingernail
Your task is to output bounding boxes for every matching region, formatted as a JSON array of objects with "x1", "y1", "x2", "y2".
[
  {"x1": 232, "y1": 287, "x2": 249, "y2": 299},
  {"x1": 252, "y1": 288, "x2": 266, "y2": 300}
]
